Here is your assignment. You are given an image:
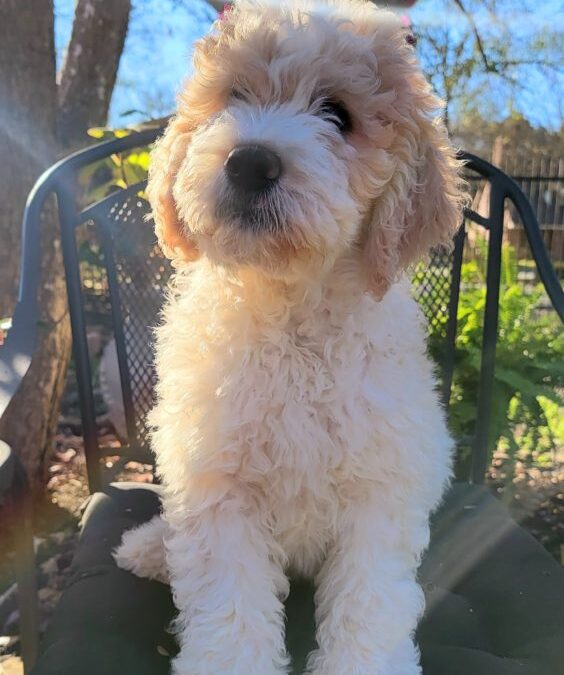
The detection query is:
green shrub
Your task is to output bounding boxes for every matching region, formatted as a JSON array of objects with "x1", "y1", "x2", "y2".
[{"x1": 426, "y1": 243, "x2": 563, "y2": 475}]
